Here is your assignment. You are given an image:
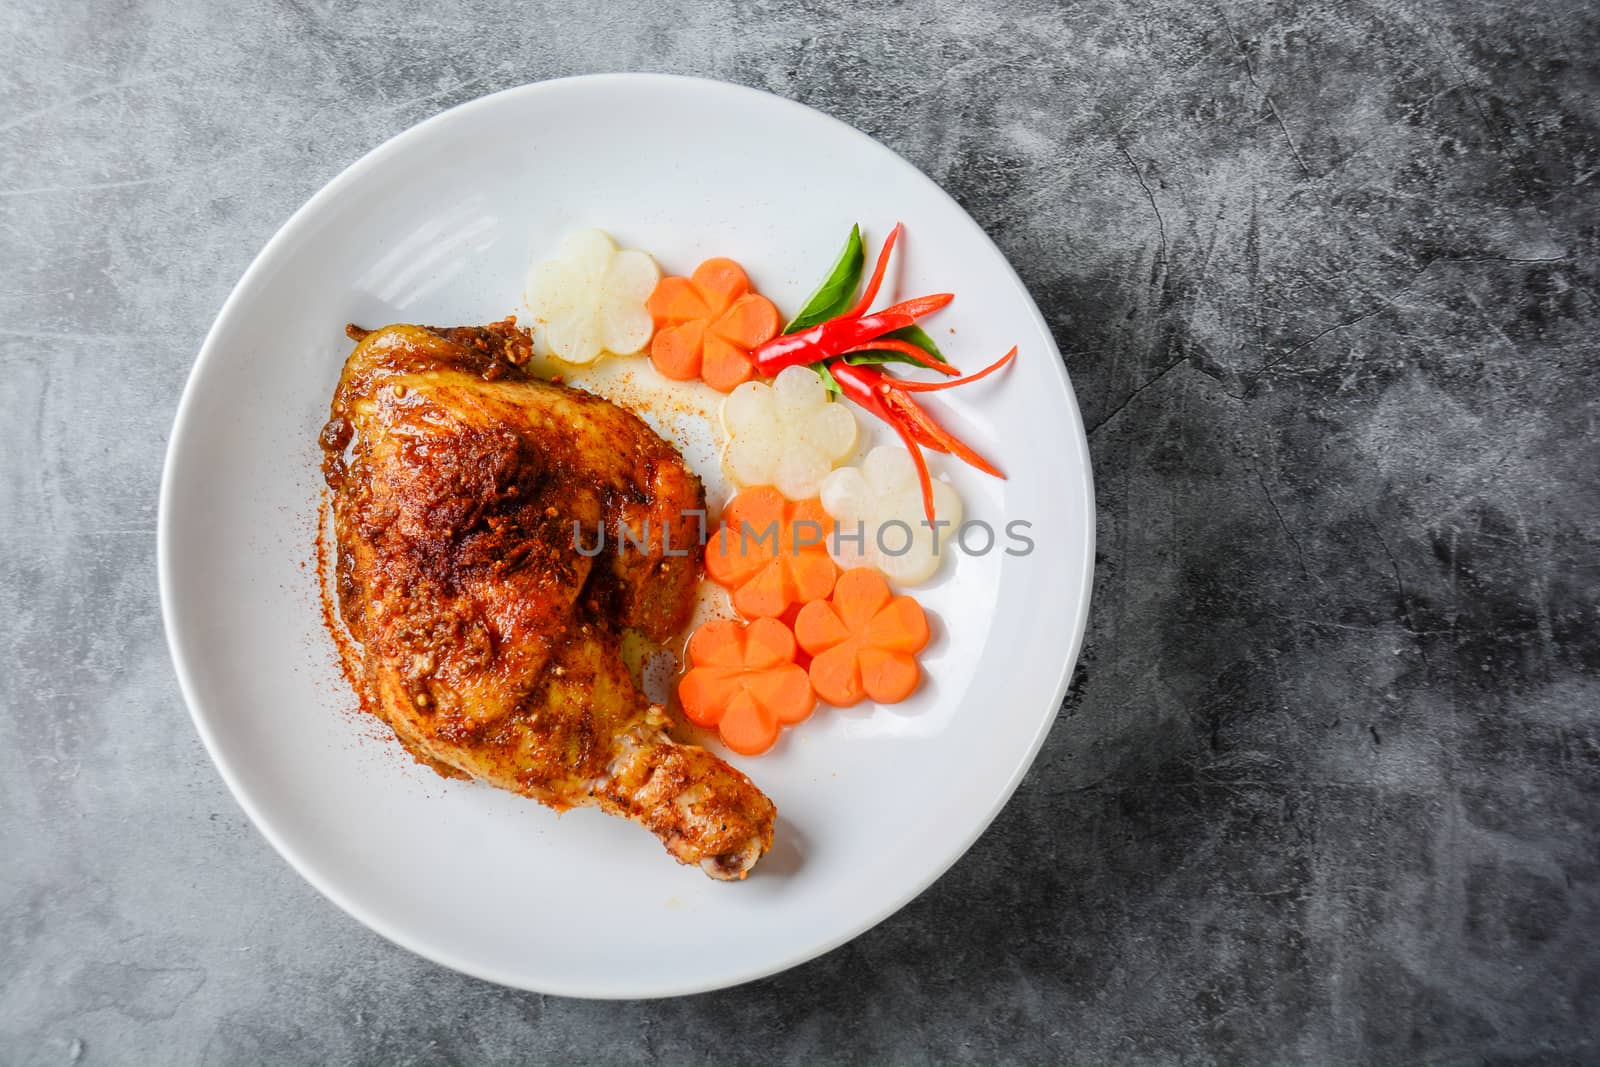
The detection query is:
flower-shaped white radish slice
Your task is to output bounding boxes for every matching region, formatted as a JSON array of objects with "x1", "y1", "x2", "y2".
[
  {"x1": 819, "y1": 445, "x2": 964, "y2": 586},
  {"x1": 721, "y1": 365, "x2": 857, "y2": 500},
  {"x1": 524, "y1": 229, "x2": 659, "y2": 365}
]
